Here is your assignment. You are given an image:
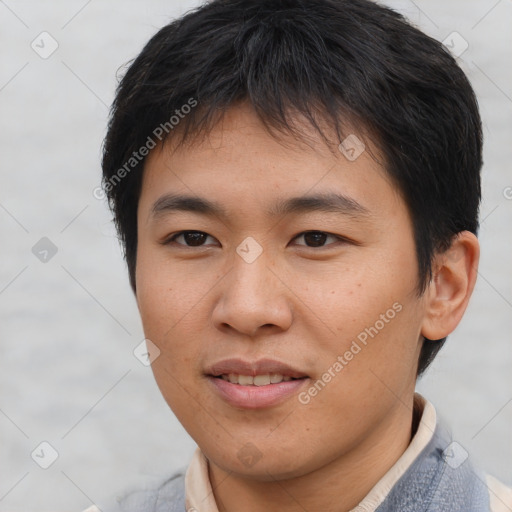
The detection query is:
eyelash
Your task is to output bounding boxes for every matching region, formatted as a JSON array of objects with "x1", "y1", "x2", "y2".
[{"x1": 162, "y1": 230, "x2": 349, "y2": 249}]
